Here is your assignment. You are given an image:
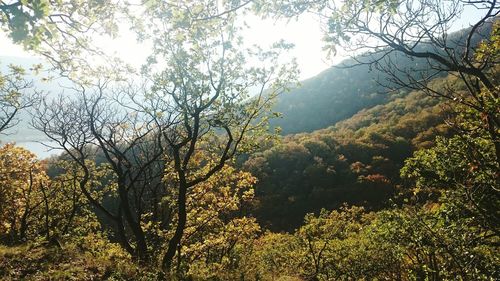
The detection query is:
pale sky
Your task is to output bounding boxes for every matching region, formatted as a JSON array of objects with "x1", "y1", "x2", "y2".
[
  {"x1": 0, "y1": 6, "x2": 491, "y2": 80},
  {"x1": 0, "y1": 13, "x2": 330, "y2": 79}
]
